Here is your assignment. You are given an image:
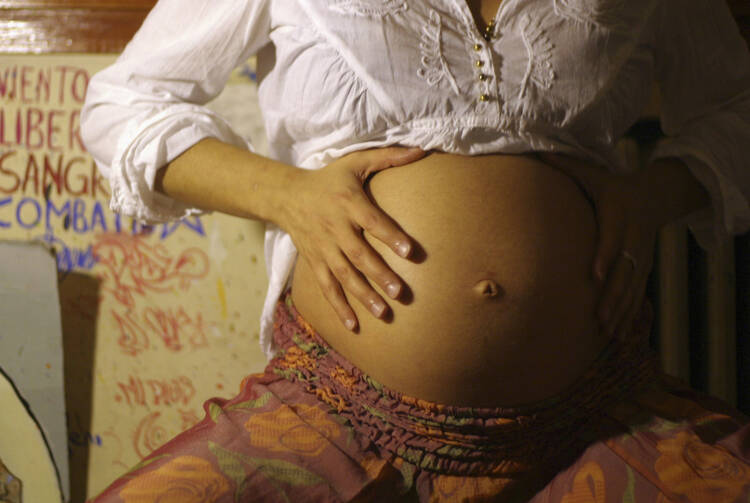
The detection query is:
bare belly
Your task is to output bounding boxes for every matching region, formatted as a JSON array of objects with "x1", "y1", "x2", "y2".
[{"x1": 290, "y1": 152, "x2": 607, "y2": 407}]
